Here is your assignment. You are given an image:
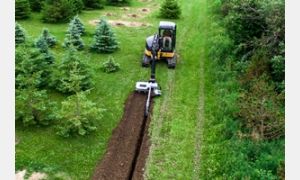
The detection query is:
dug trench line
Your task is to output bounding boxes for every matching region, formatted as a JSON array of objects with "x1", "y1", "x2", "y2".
[{"x1": 92, "y1": 92, "x2": 153, "y2": 180}]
